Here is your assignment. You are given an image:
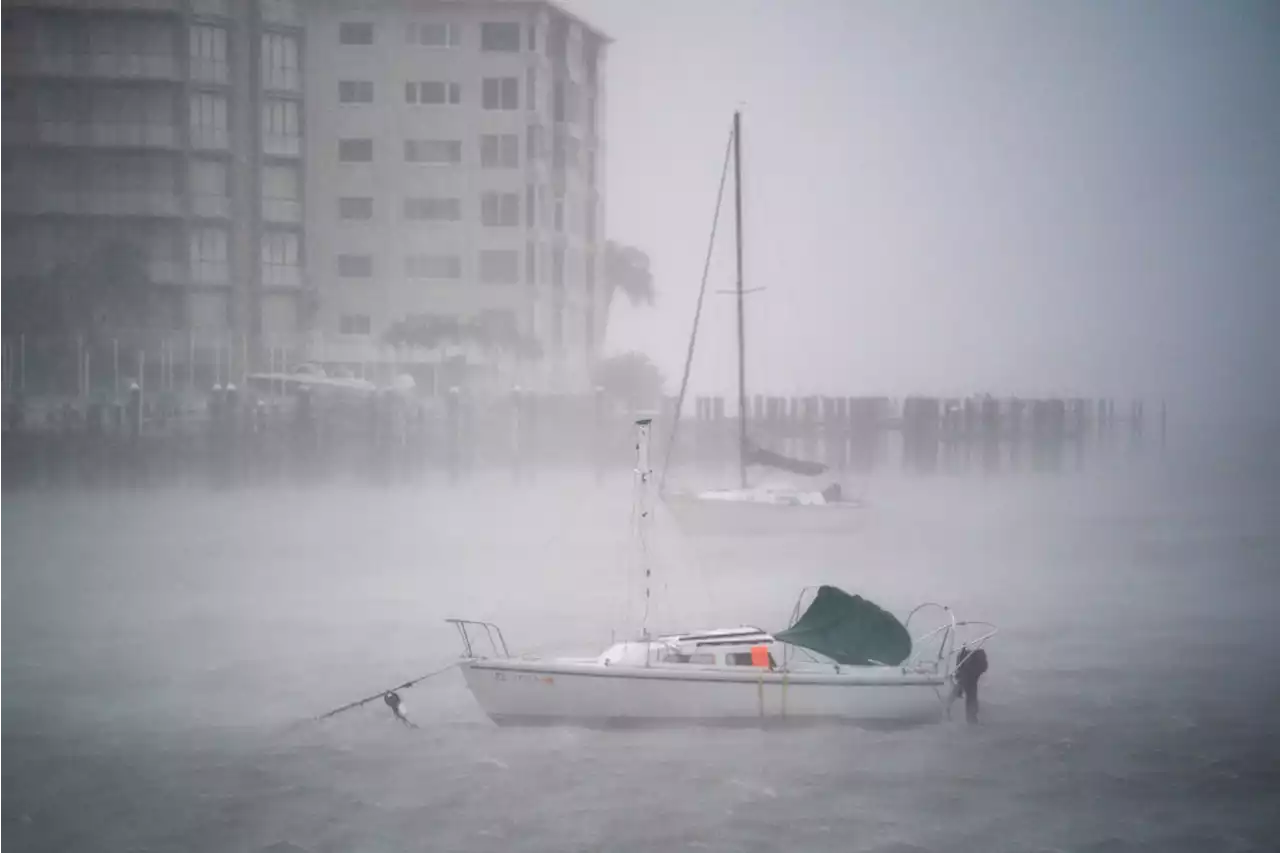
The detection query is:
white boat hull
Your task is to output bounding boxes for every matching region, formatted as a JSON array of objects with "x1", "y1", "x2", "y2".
[
  {"x1": 662, "y1": 493, "x2": 866, "y2": 537},
  {"x1": 460, "y1": 658, "x2": 947, "y2": 728}
]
